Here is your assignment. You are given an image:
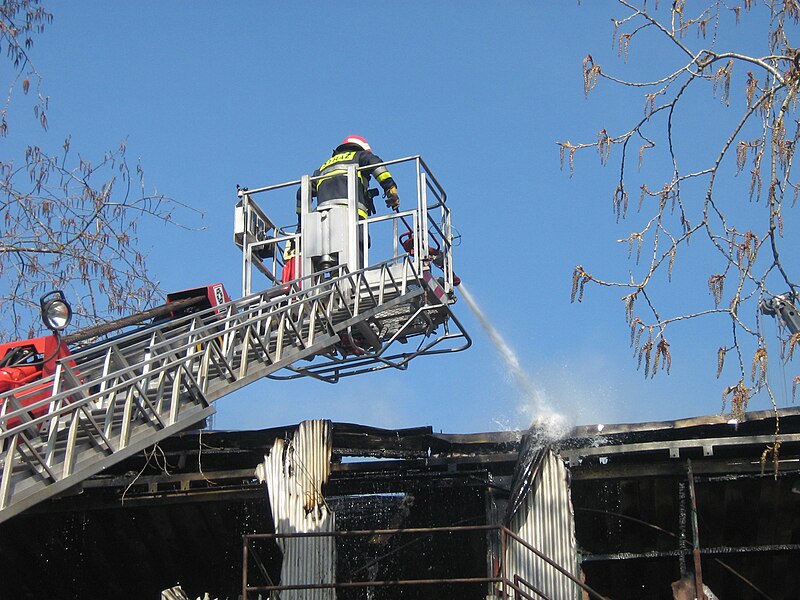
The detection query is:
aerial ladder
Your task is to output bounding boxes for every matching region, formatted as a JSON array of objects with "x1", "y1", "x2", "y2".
[{"x1": 0, "y1": 155, "x2": 470, "y2": 523}]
